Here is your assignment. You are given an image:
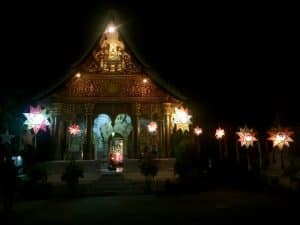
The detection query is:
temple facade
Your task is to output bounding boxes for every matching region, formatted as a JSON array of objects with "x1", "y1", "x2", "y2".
[{"x1": 36, "y1": 20, "x2": 187, "y2": 166}]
